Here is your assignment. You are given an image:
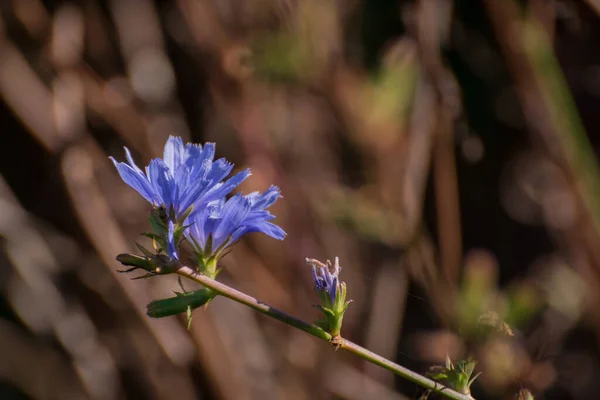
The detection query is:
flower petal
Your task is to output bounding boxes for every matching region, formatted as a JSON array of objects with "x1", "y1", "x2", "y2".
[
  {"x1": 230, "y1": 221, "x2": 285, "y2": 243},
  {"x1": 212, "y1": 195, "x2": 251, "y2": 248},
  {"x1": 147, "y1": 159, "x2": 173, "y2": 208},
  {"x1": 195, "y1": 159, "x2": 214, "y2": 184},
  {"x1": 163, "y1": 136, "x2": 185, "y2": 172},
  {"x1": 329, "y1": 276, "x2": 338, "y2": 304},
  {"x1": 167, "y1": 220, "x2": 178, "y2": 260},
  {"x1": 312, "y1": 267, "x2": 322, "y2": 291},
  {"x1": 203, "y1": 169, "x2": 251, "y2": 203},
  {"x1": 257, "y1": 222, "x2": 286, "y2": 240},
  {"x1": 197, "y1": 142, "x2": 216, "y2": 164},
  {"x1": 110, "y1": 157, "x2": 159, "y2": 204},
  {"x1": 177, "y1": 177, "x2": 206, "y2": 215},
  {"x1": 124, "y1": 147, "x2": 145, "y2": 176},
  {"x1": 247, "y1": 185, "x2": 282, "y2": 210},
  {"x1": 206, "y1": 158, "x2": 234, "y2": 184}
]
